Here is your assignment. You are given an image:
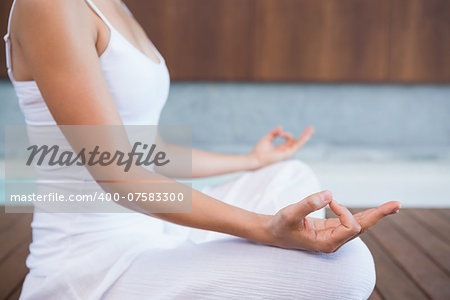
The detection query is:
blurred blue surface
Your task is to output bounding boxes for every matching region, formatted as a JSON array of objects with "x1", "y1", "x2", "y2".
[
  {"x1": 1, "y1": 80, "x2": 449, "y2": 158},
  {"x1": 1, "y1": 80, "x2": 450, "y2": 206}
]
